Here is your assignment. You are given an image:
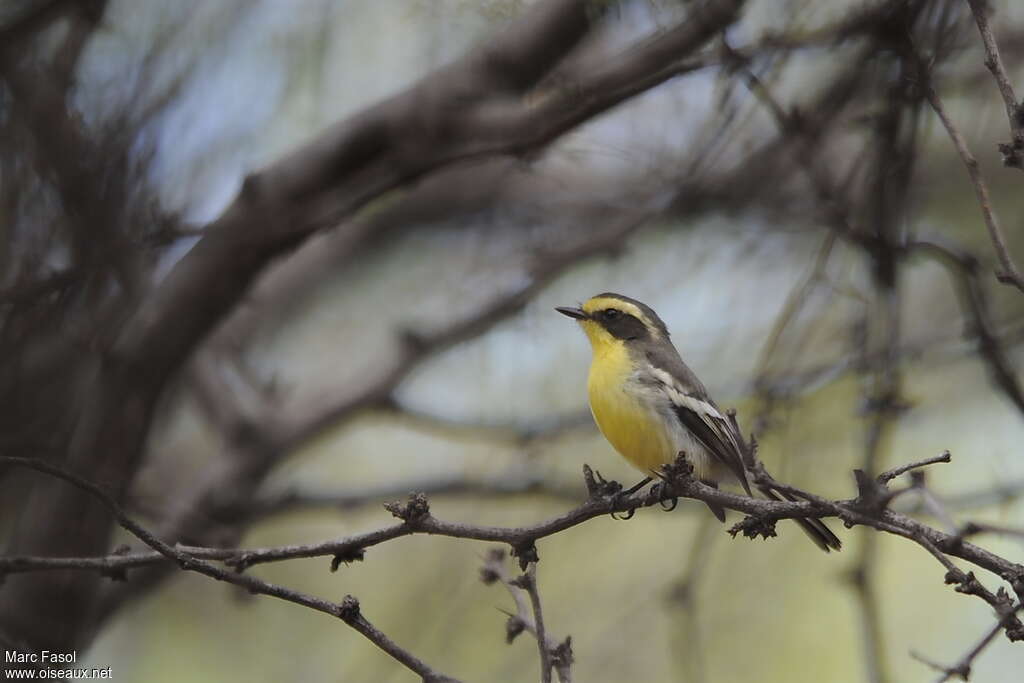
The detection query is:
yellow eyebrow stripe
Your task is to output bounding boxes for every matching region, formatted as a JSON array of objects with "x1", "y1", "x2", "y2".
[{"x1": 582, "y1": 297, "x2": 656, "y2": 331}]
